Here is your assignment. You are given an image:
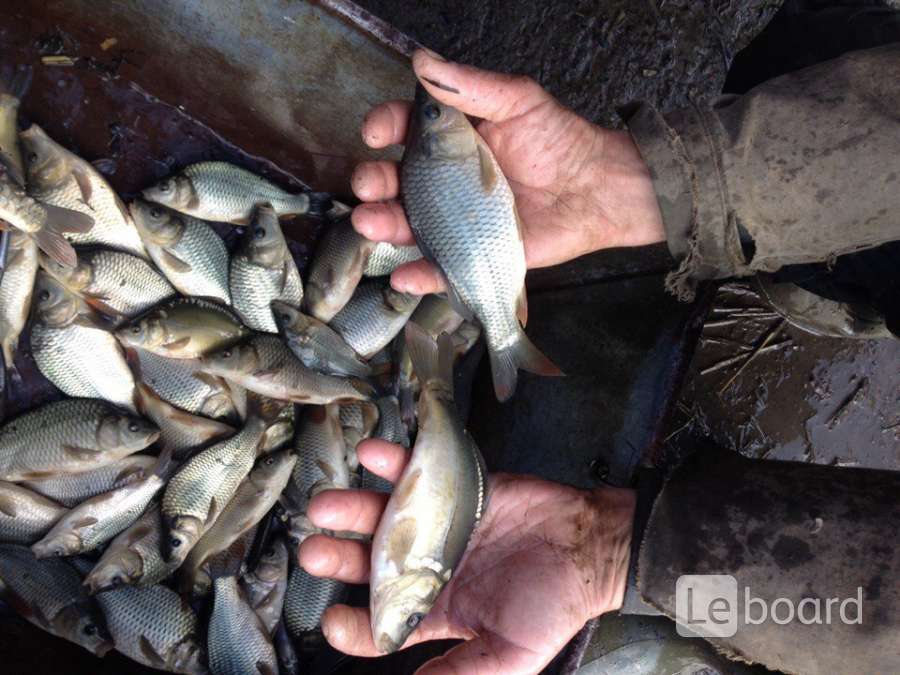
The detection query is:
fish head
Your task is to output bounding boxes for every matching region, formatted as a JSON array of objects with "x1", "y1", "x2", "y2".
[
  {"x1": 19, "y1": 124, "x2": 71, "y2": 187},
  {"x1": 199, "y1": 340, "x2": 258, "y2": 378},
  {"x1": 371, "y1": 569, "x2": 443, "y2": 654},
  {"x1": 115, "y1": 312, "x2": 167, "y2": 351},
  {"x1": 142, "y1": 173, "x2": 196, "y2": 212},
  {"x1": 170, "y1": 637, "x2": 207, "y2": 675},
  {"x1": 83, "y1": 550, "x2": 143, "y2": 594},
  {"x1": 254, "y1": 538, "x2": 289, "y2": 583},
  {"x1": 244, "y1": 203, "x2": 285, "y2": 266},
  {"x1": 383, "y1": 287, "x2": 422, "y2": 314},
  {"x1": 39, "y1": 250, "x2": 92, "y2": 292},
  {"x1": 259, "y1": 418, "x2": 295, "y2": 454},
  {"x1": 253, "y1": 447, "x2": 297, "y2": 485},
  {"x1": 163, "y1": 515, "x2": 202, "y2": 564},
  {"x1": 32, "y1": 530, "x2": 82, "y2": 558},
  {"x1": 33, "y1": 271, "x2": 81, "y2": 326},
  {"x1": 407, "y1": 84, "x2": 477, "y2": 161},
  {"x1": 55, "y1": 604, "x2": 114, "y2": 657},
  {"x1": 271, "y1": 300, "x2": 311, "y2": 337},
  {"x1": 97, "y1": 412, "x2": 161, "y2": 452},
  {"x1": 129, "y1": 199, "x2": 185, "y2": 246}
]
